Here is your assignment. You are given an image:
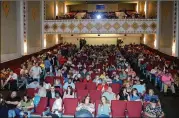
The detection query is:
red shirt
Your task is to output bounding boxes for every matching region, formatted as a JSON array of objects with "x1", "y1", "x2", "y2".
[
  {"x1": 83, "y1": 79, "x2": 92, "y2": 83},
  {"x1": 97, "y1": 84, "x2": 109, "y2": 91}
]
